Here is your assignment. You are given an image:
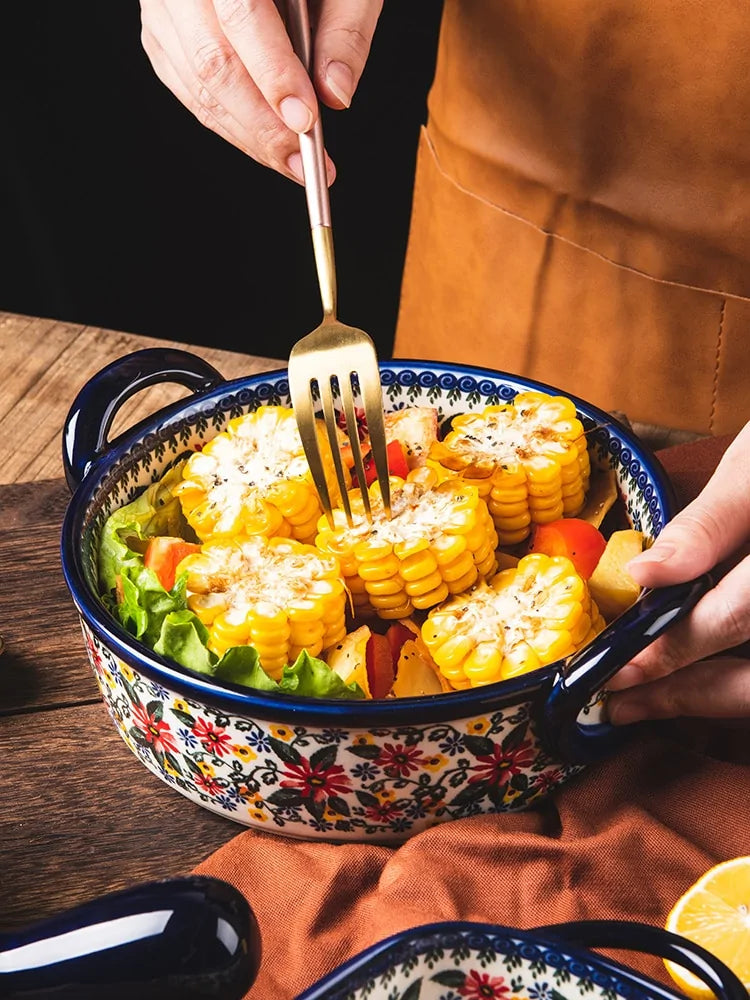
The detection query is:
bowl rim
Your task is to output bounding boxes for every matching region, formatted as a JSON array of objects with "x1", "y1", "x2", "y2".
[
  {"x1": 61, "y1": 357, "x2": 676, "y2": 726},
  {"x1": 296, "y1": 919, "x2": 686, "y2": 1000}
]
